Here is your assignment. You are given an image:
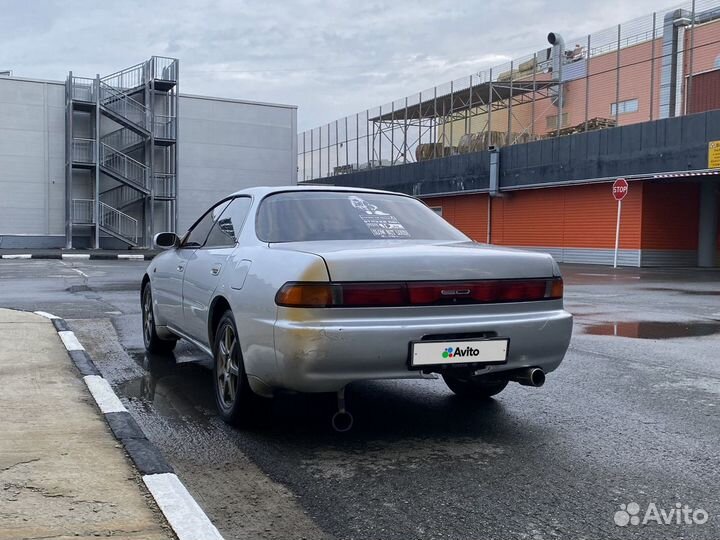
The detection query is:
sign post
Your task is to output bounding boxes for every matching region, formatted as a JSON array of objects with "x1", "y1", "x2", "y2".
[{"x1": 612, "y1": 178, "x2": 628, "y2": 268}]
